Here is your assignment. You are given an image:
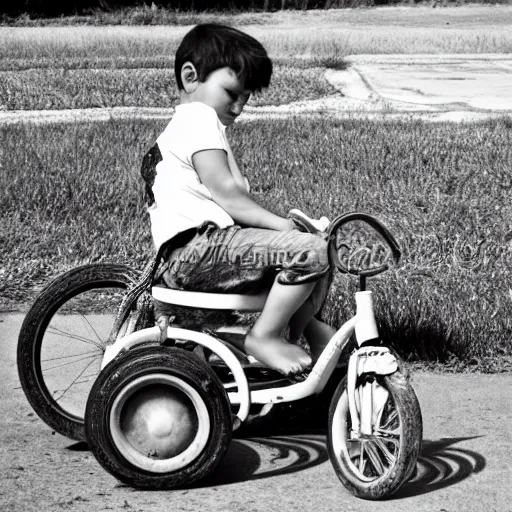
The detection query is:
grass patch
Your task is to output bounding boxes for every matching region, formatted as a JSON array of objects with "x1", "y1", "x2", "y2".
[
  {"x1": 1, "y1": 7, "x2": 512, "y2": 65},
  {"x1": 0, "y1": 55, "x2": 176, "y2": 71},
  {"x1": 1, "y1": 6, "x2": 278, "y2": 28},
  {"x1": 2, "y1": 4, "x2": 512, "y2": 28},
  {"x1": 1, "y1": 117, "x2": 511, "y2": 368},
  {"x1": 0, "y1": 55, "x2": 344, "y2": 72},
  {"x1": 0, "y1": 66, "x2": 336, "y2": 110}
]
